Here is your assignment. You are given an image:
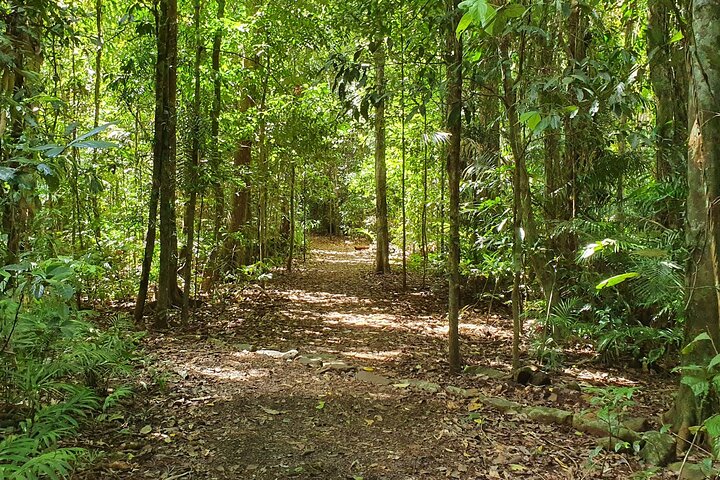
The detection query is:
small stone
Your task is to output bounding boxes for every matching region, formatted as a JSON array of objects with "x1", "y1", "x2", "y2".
[
  {"x1": 257, "y1": 349, "x2": 298, "y2": 360},
  {"x1": 524, "y1": 406, "x2": 573, "y2": 426},
  {"x1": 256, "y1": 349, "x2": 285, "y2": 358},
  {"x1": 319, "y1": 361, "x2": 355, "y2": 373},
  {"x1": 639, "y1": 431, "x2": 676, "y2": 466},
  {"x1": 297, "y1": 356, "x2": 323, "y2": 368},
  {"x1": 401, "y1": 379, "x2": 441, "y2": 393},
  {"x1": 483, "y1": 397, "x2": 522, "y2": 413},
  {"x1": 355, "y1": 370, "x2": 392, "y2": 385},
  {"x1": 445, "y1": 386, "x2": 481, "y2": 398},
  {"x1": 463, "y1": 365, "x2": 507, "y2": 380},
  {"x1": 281, "y1": 349, "x2": 299, "y2": 360}
]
